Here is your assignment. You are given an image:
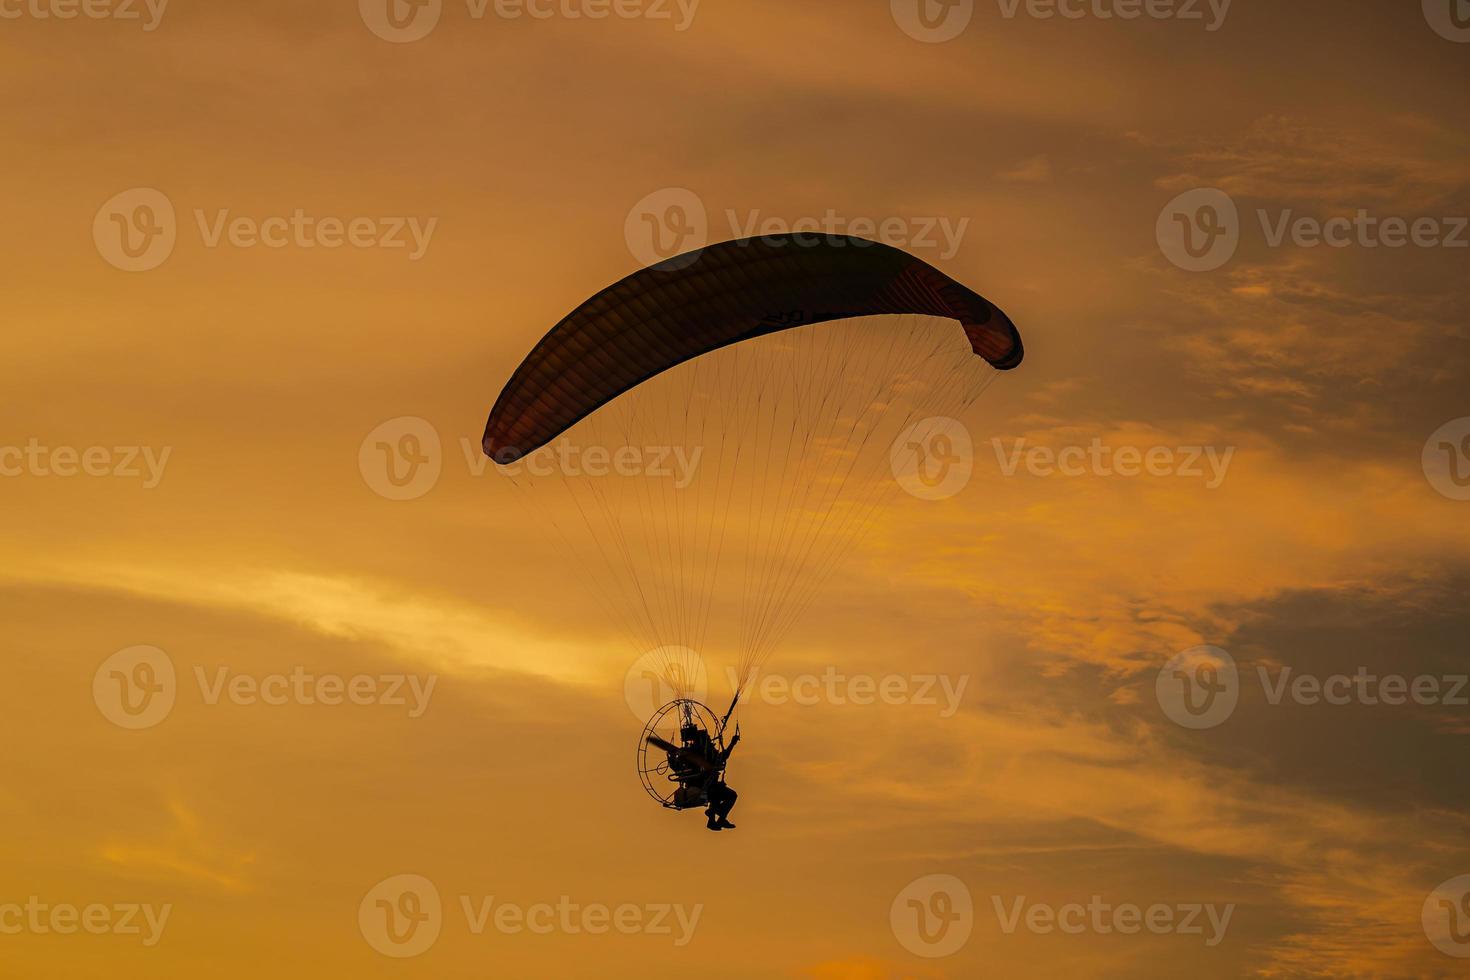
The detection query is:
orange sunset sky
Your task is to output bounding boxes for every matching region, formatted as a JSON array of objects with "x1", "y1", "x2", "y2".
[{"x1": 3, "y1": 1, "x2": 1470, "y2": 977}]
